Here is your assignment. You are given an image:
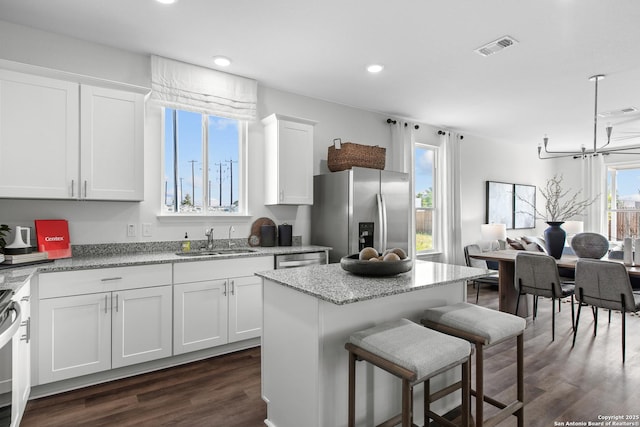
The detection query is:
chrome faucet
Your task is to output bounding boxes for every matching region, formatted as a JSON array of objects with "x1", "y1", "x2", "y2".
[
  {"x1": 205, "y1": 227, "x2": 215, "y2": 250},
  {"x1": 228, "y1": 226, "x2": 236, "y2": 249}
]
